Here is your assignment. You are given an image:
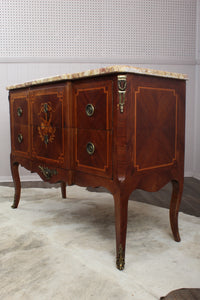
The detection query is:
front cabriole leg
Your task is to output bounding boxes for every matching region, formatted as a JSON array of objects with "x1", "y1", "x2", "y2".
[
  {"x1": 170, "y1": 179, "x2": 184, "y2": 242},
  {"x1": 10, "y1": 156, "x2": 21, "y2": 209},
  {"x1": 113, "y1": 189, "x2": 129, "y2": 270}
]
